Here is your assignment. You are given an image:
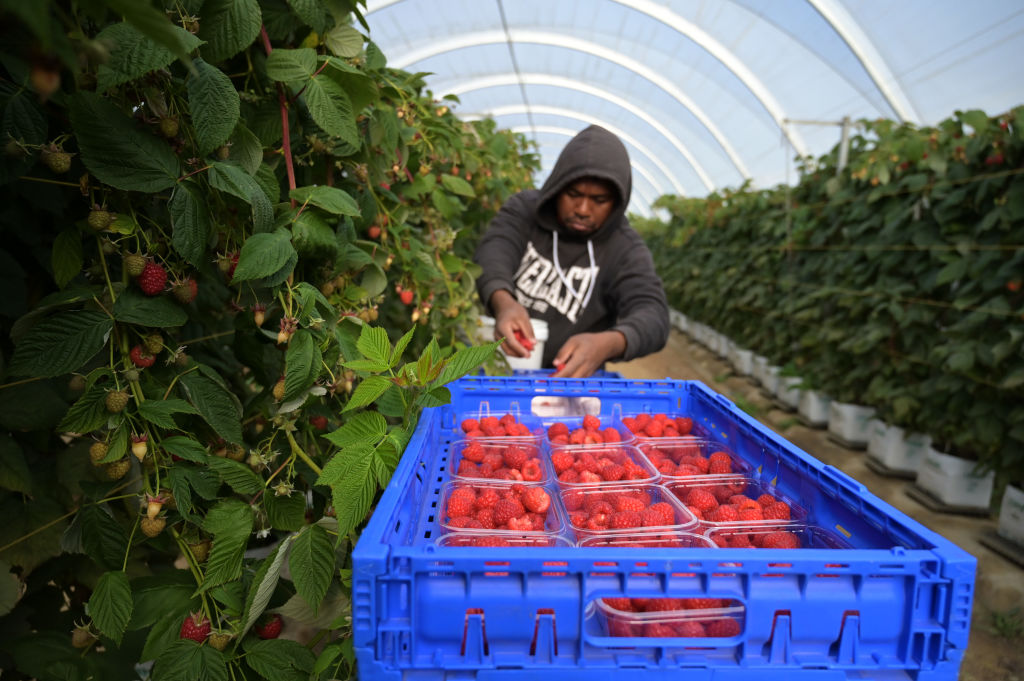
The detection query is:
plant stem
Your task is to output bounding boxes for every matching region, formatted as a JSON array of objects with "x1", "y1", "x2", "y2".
[
  {"x1": 122, "y1": 518, "x2": 139, "y2": 571},
  {"x1": 260, "y1": 25, "x2": 297, "y2": 207},
  {"x1": 286, "y1": 430, "x2": 322, "y2": 476},
  {"x1": 17, "y1": 175, "x2": 81, "y2": 188},
  {"x1": 0, "y1": 376, "x2": 44, "y2": 391}
]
